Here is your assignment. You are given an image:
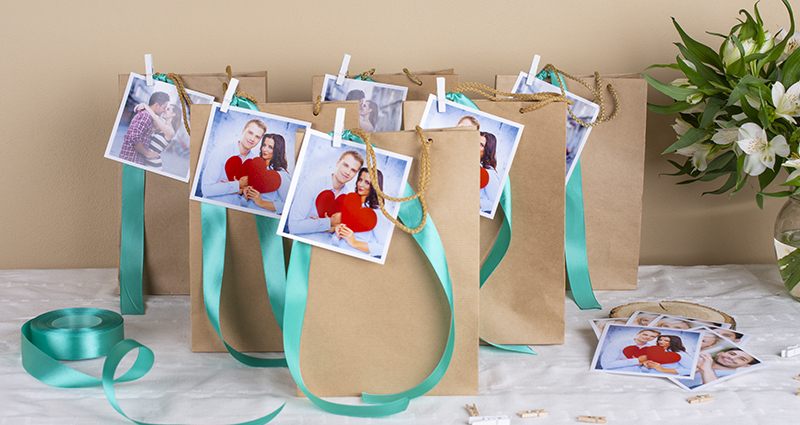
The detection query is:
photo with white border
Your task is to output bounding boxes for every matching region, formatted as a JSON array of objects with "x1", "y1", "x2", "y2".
[
  {"x1": 590, "y1": 318, "x2": 629, "y2": 339},
  {"x1": 626, "y1": 311, "x2": 662, "y2": 327},
  {"x1": 670, "y1": 334, "x2": 767, "y2": 391},
  {"x1": 320, "y1": 74, "x2": 408, "y2": 132}
]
